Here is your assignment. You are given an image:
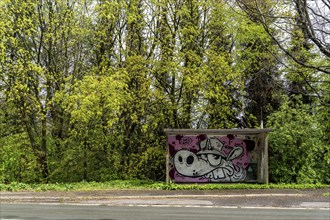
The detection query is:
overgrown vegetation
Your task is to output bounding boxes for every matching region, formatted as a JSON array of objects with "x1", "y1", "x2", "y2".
[
  {"x1": 1, "y1": 180, "x2": 329, "y2": 192},
  {"x1": 0, "y1": 0, "x2": 329, "y2": 184},
  {"x1": 268, "y1": 96, "x2": 330, "y2": 184}
]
